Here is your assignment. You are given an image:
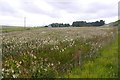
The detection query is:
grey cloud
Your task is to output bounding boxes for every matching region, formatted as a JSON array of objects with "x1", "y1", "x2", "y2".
[
  {"x1": 0, "y1": 1, "x2": 22, "y2": 18},
  {"x1": 99, "y1": 10, "x2": 117, "y2": 18},
  {"x1": 0, "y1": 1, "x2": 17, "y2": 15},
  {"x1": 21, "y1": 1, "x2": 43, "y2": 14},
  {"x1": 20, "y1": 0, "x2": 117, "y2": 20},
  {"x1": 100, "y1": 1, "x2": 118, "y2": 18},
  {"x1": 118, "y1": 1, "x2": 120, "y2": 19},
  {"x1": 46, "y1": 0, "x2": 83, "y2": 13},
  {"x1": 83, "y1": 2, "x2": 117, "y2": 18},
  {"x1": 21, "y1": 1, "x2": 61, "y2": 18},
  {"x1": 76, "y1": 2, "x2": 117, "y2": 20},
  {"x1": 46, "y1": 0, "x2": 117, "y2": 19},
  {"x1": 0, "y1": 0, "x2": 118, "y2": 26},
  {"x1": 84, "y1": 2, "x2": 111, "y2": 13}
]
